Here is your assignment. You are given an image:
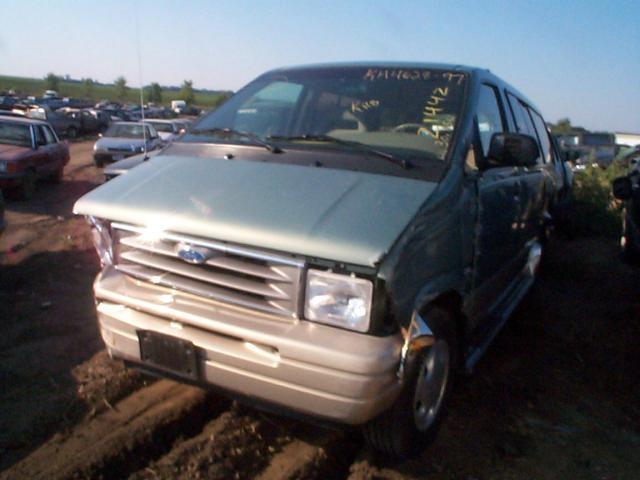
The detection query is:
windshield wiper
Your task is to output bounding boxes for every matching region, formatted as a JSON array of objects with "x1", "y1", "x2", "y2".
[
  {"x1": 190, "y1": 127, "x2": 282, "y2": 153},
  {"x1": 267, "y1": 134, "x2": 411, "y2": 169}
]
